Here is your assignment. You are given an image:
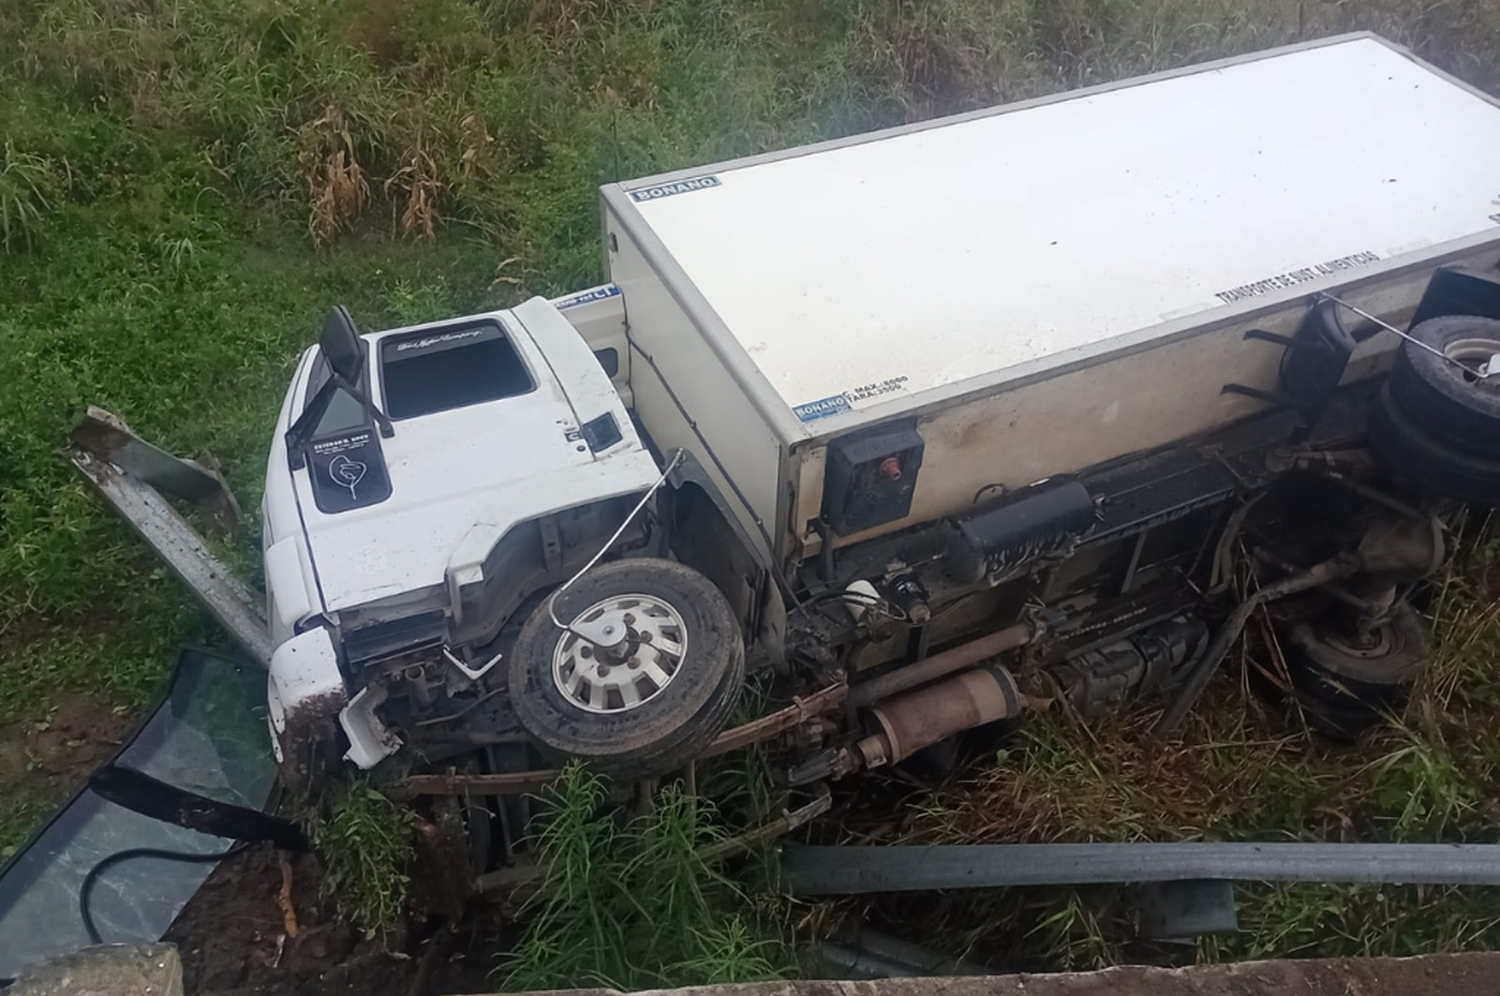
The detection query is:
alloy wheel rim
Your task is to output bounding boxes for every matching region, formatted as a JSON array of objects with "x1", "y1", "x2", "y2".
[{"x1": 552, "y1": 593, "x2": 688, "y2": 714}]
